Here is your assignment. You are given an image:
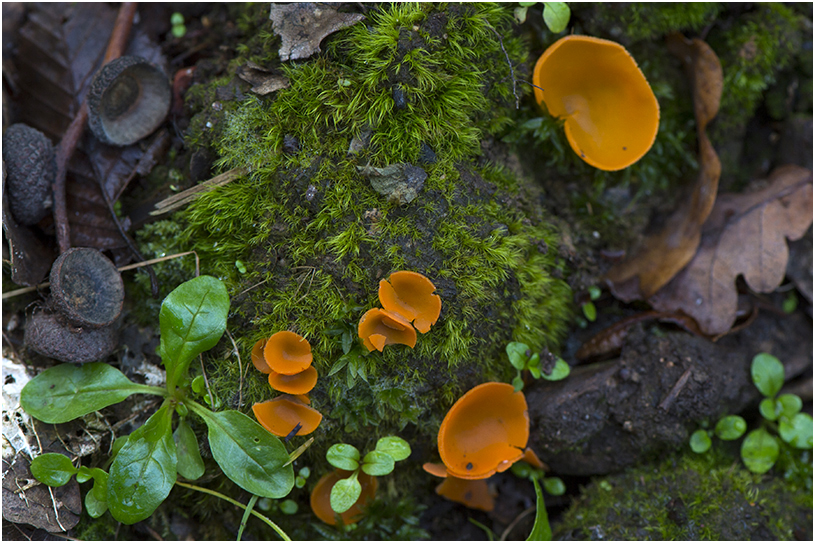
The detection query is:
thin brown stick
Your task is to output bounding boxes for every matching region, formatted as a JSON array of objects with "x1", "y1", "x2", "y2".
[
  {"x1": 658, "y1": 368, "x2": 693, "y2": 411},
  {"x1": 150, "y1": 167, "x2": 247, "y2": 215},
  {"x1": 500, "y1": 505, "x2": 536, "y2": 541},
  {"x1": 225, "y1": 329, "x2": 244, "y2": 409}
]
